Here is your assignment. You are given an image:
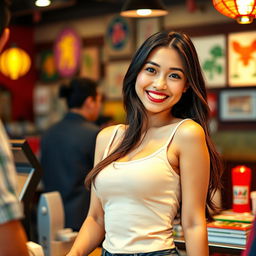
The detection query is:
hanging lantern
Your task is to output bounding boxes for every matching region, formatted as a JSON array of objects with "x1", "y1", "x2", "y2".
[
  {"x1": 0, "y1": 46, "x2": 31, "y2": 80},
  {"x1": 212, "y1": 0, "x2": 256, "y2": 24}
]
